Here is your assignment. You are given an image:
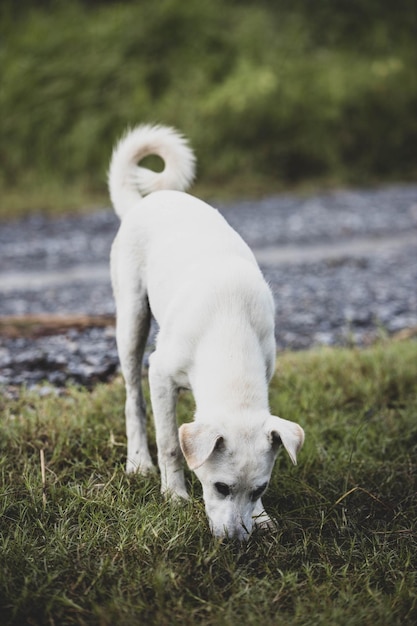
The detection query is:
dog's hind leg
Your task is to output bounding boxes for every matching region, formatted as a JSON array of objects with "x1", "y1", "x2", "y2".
[
  {"x1": 148, "y1": 354, "x2": 189, "y2": 500},
  {"x1": 116, "y1": 291, "x2": 155, "y2": 475}
]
